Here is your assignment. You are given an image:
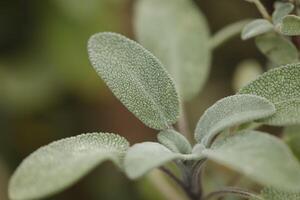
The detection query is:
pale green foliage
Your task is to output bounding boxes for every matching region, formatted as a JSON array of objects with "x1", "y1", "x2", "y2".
[
  {"x1": 9, "y1": 133, "x2": 129, "y2": 200},
  {"x1": 194, "y1": 94, "x2": 275, "y2": 147},
  {"x1": 158, "y1": 129, "x2": 192, "y2": 154},
  {"x1": 239, "y1": 63, "x2": 300, "y2": 125},
  {"x1": 232, "y1": 60, "x2": 263, "y2": 92},
  {"x1": 88, "y1": 32, "x2": 179, "y2": 130},
  {"x1": 203, "y1": 131, "x2": 300, "y2": 192},
  {"x1": 284, "y1": 125, "x2": 300, "y2": 161},
  {"x1": 241, "y1": 19, "x2": 274, "y2": 40},
  {"x1": 259, "y1": 187, "x2": 300, "y2": 200},
  {"x1": 272, "y1": 2, "x2": 294, "y2": 25},
  {"x1": 134, "y1": 0, "x2": 211, "y2": 100},
  {"x1": 255, "y1": 33, "x2": 299, "y2": 65},
  {"x1": 280, "y1": 15, "x2": 300, "y2": 36}
]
